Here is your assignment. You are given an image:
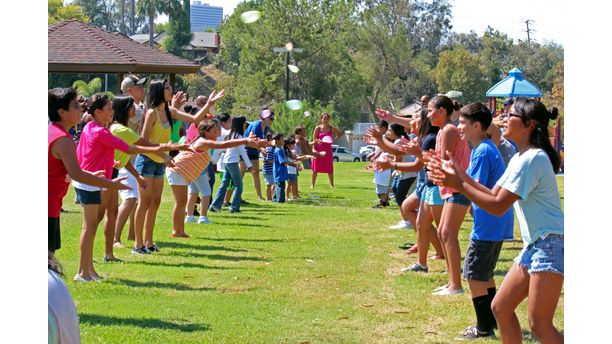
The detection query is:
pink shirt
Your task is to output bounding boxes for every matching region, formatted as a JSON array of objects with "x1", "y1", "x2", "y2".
[
  {"x1": 76, "y1": 121, "x2": 130, "y2": 179},
  {"x1": 436, "y1": 123, "x2": 470, "y2": 199}
]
